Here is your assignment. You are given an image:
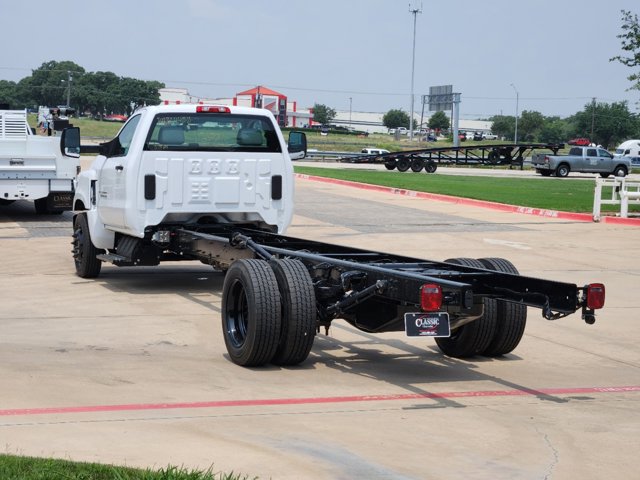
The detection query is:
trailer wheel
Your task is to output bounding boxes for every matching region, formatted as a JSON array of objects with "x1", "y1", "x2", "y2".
[
  {"x1": 384, "y1": 160, "x2": 396, "y2": 170},
  {"x1": 478, "y1": 258, "x2": 528, "y2": 356},
  {"x1": 396, "y1": 158, "x2": 411, "y2": 172},
  {"x1": 425, "y1": 162, "x2": 437, "y2": 173},
  {"x1": 72, "y1": 213, "x2": 102, "y2": 278},
  {"x1": 410, "y1": 158, "x2": 424, "y2": 172},
  {"x1": 434, "y1": 258, "x2": 497, "y2": 358},
  {"x1": 269, "y1": 259, "x2": 317, "y2": 366},
  {"x1": 555, "y1": 163, "x2": 570, "y2": 177},
  {"x1": 487, "y1": 150, "x2": 500, "y2": 164},
  {"x1": 222, "y1": 259, "x2": 281, "y2": 367}
]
